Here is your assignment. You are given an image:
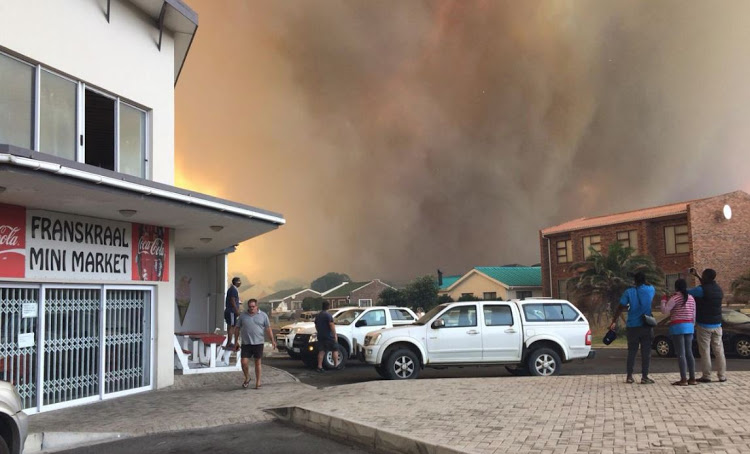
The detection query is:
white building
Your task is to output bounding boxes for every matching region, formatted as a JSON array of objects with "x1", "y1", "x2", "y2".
[{"x1": 0, "y1": 0, "x2": 284, "y2": 412}]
